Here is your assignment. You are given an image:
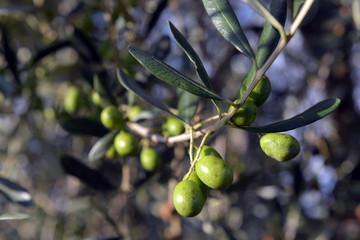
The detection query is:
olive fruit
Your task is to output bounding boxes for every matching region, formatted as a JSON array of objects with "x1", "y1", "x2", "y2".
[
  {"x1": 91, "y1": 91, "x2": 102, "y2": 106},
  {"x1": 164, "y1": 116, "x2": 185, "y2": 136},
  {"x1": 228, "y1": 100, "x2": 257, "y2": 126},
  {"x1": 183, "y1": 171, "x2": 209, "y2": 201},
  {"x1": 127, "y1": 105, "x2": 143, "y2": 121},
  {"x1": 114, "y1": 131, "x2": 138, "y2": 156},
  {"x1": 195, "y1": 145, "x2": 221, "y2": 160},
  {"x1": 260, "y1": 133, "x2": 301, "y2": 162},
  {"x1": 105, "y1": 145, "x2": 117, "y2": 159},
  {"x1": 173, "y1": 180, "x2": 204, "y2": 217},
  {"x1": 140, "y1": 147, "x2": 161, "y2": 172},
  {"x1": 247, "y1": 76, "x2": 271, "y2": 107},
  {"x1": 100, "y1": 106, "x2": 124, "y2": 130},
  {"x1": 64, "y1": 86, "x2": 81, "y2": 114},
  {"x1": 195, "y1": 156, "x2": 233, "y2": 190}
]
